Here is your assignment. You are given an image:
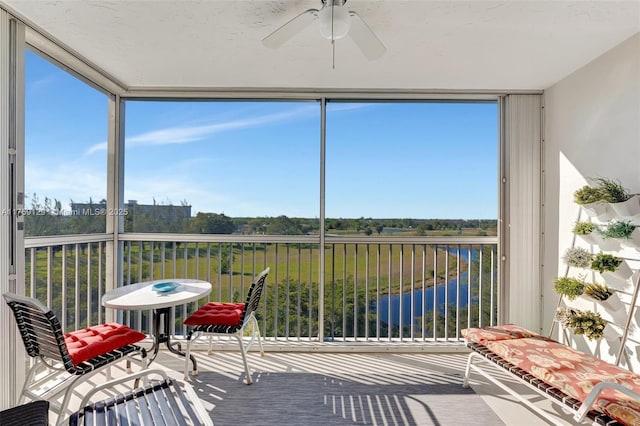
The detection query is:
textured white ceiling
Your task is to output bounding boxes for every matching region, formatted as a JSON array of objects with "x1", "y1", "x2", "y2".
[{"x1": 2, "y1": 0, "x2": 640, "y2": 91}]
